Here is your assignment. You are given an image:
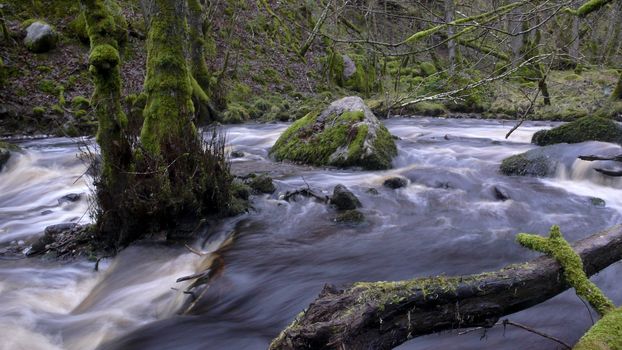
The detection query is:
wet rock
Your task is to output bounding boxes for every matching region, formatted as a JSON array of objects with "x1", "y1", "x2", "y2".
[
  {"x1": 330, "y1": 184, "x2": 361, "y2": 210},
  {"x1": 270, "y1": 96, "x2": 397, "y2": 170},
  {"x1": 230, "y1": 150, "x2": 245, "y2": 158},
  {"x1": 58, "y1": 193, "x2": 81, "y2": 204},
  {"x1": 248, "y1": 174, "x2": 276, "y2": 194},
  {"x1": 24, "y1": 21, "x2": 58, "y2": 53},
  {"x1": 335, "y1": 209, "x2": 364, "y2": 224},
  {"x1": 0, "y1": 141, "x2": 19, "y2": 172},
  {"x1": 41, "y1": 210, "x2": 53, "y2": 215},
  {"x1": 500, "y1": 141, "x2": 622, "y2": 177},
  {"x1": 493, "y1": 186, "x2": 510, "y2": 201},
  {"x1": 531, "y1": 116, "x2": 622, "y2": 146},
  {"x1": 366, "y1": 187, "x2": 379, "y2": 195},
  {"x1": 383, "y1": 176, "x2": 408, "y2": 189},
  {"x1": 590, "y1": 197, "x2": 606, "y2": 207}
]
